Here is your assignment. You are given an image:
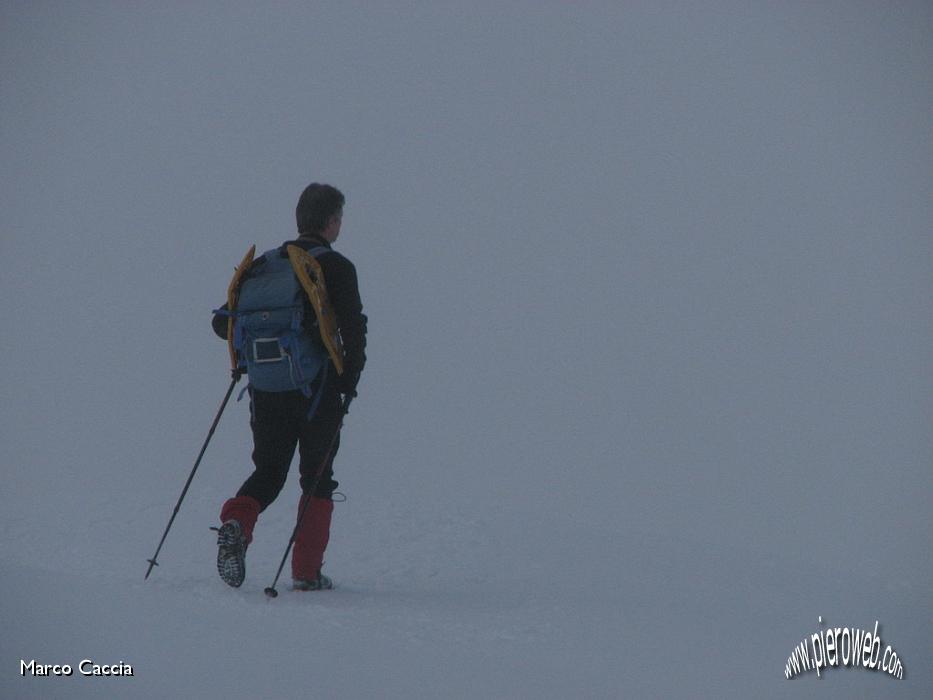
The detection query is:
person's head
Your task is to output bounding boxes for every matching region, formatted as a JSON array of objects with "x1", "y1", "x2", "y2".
[{"x1": 296, "y1": 183, "x2": 345, "y2": 242}]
